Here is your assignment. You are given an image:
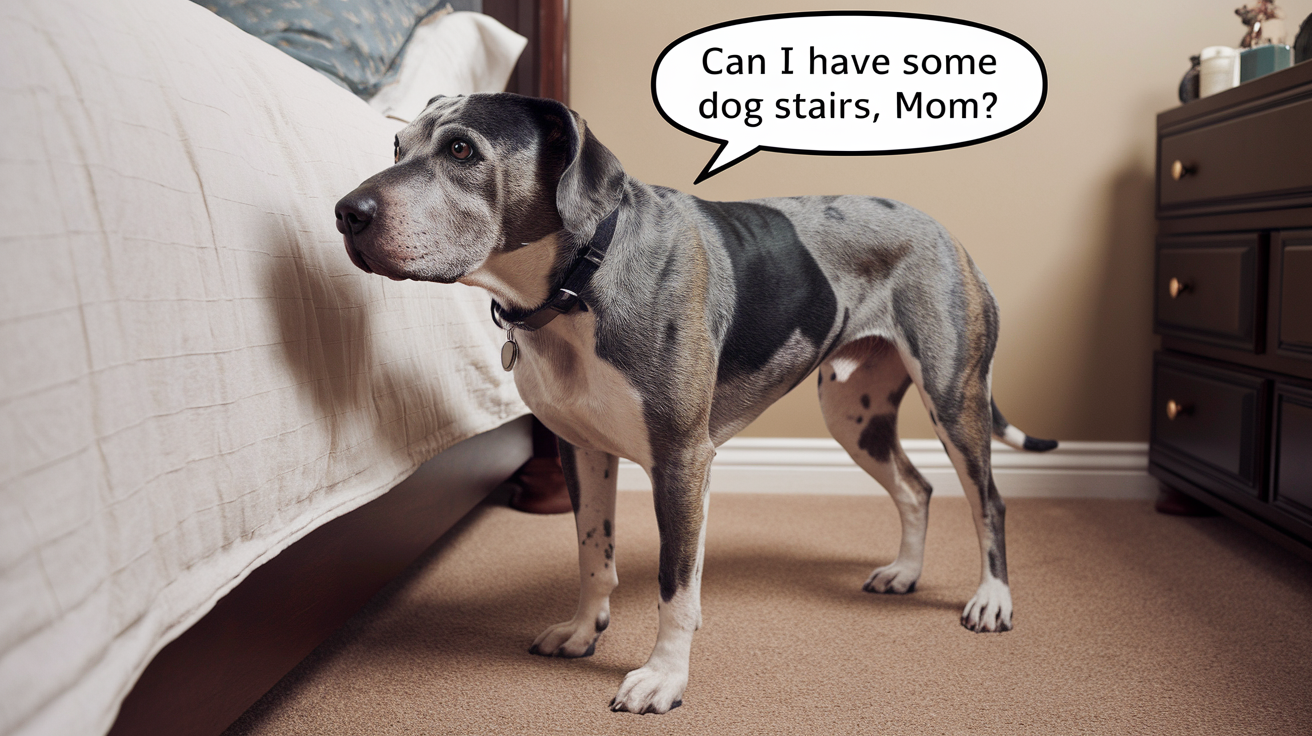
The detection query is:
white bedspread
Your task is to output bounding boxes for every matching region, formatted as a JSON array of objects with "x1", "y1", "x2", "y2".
[{"x1": 0, "y1": 1, "x2": 530, "y2": 734}]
